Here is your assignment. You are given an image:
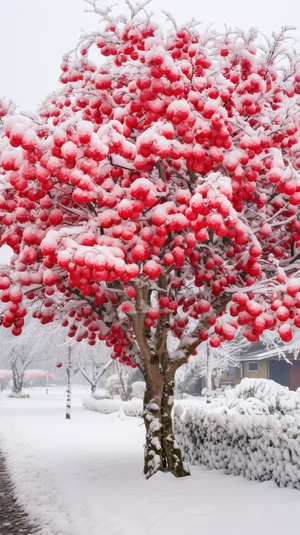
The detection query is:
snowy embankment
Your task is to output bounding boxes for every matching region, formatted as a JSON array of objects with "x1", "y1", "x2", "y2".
[{"x1": 85, "y1": 379, "x2": 300, "y2": 489}]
